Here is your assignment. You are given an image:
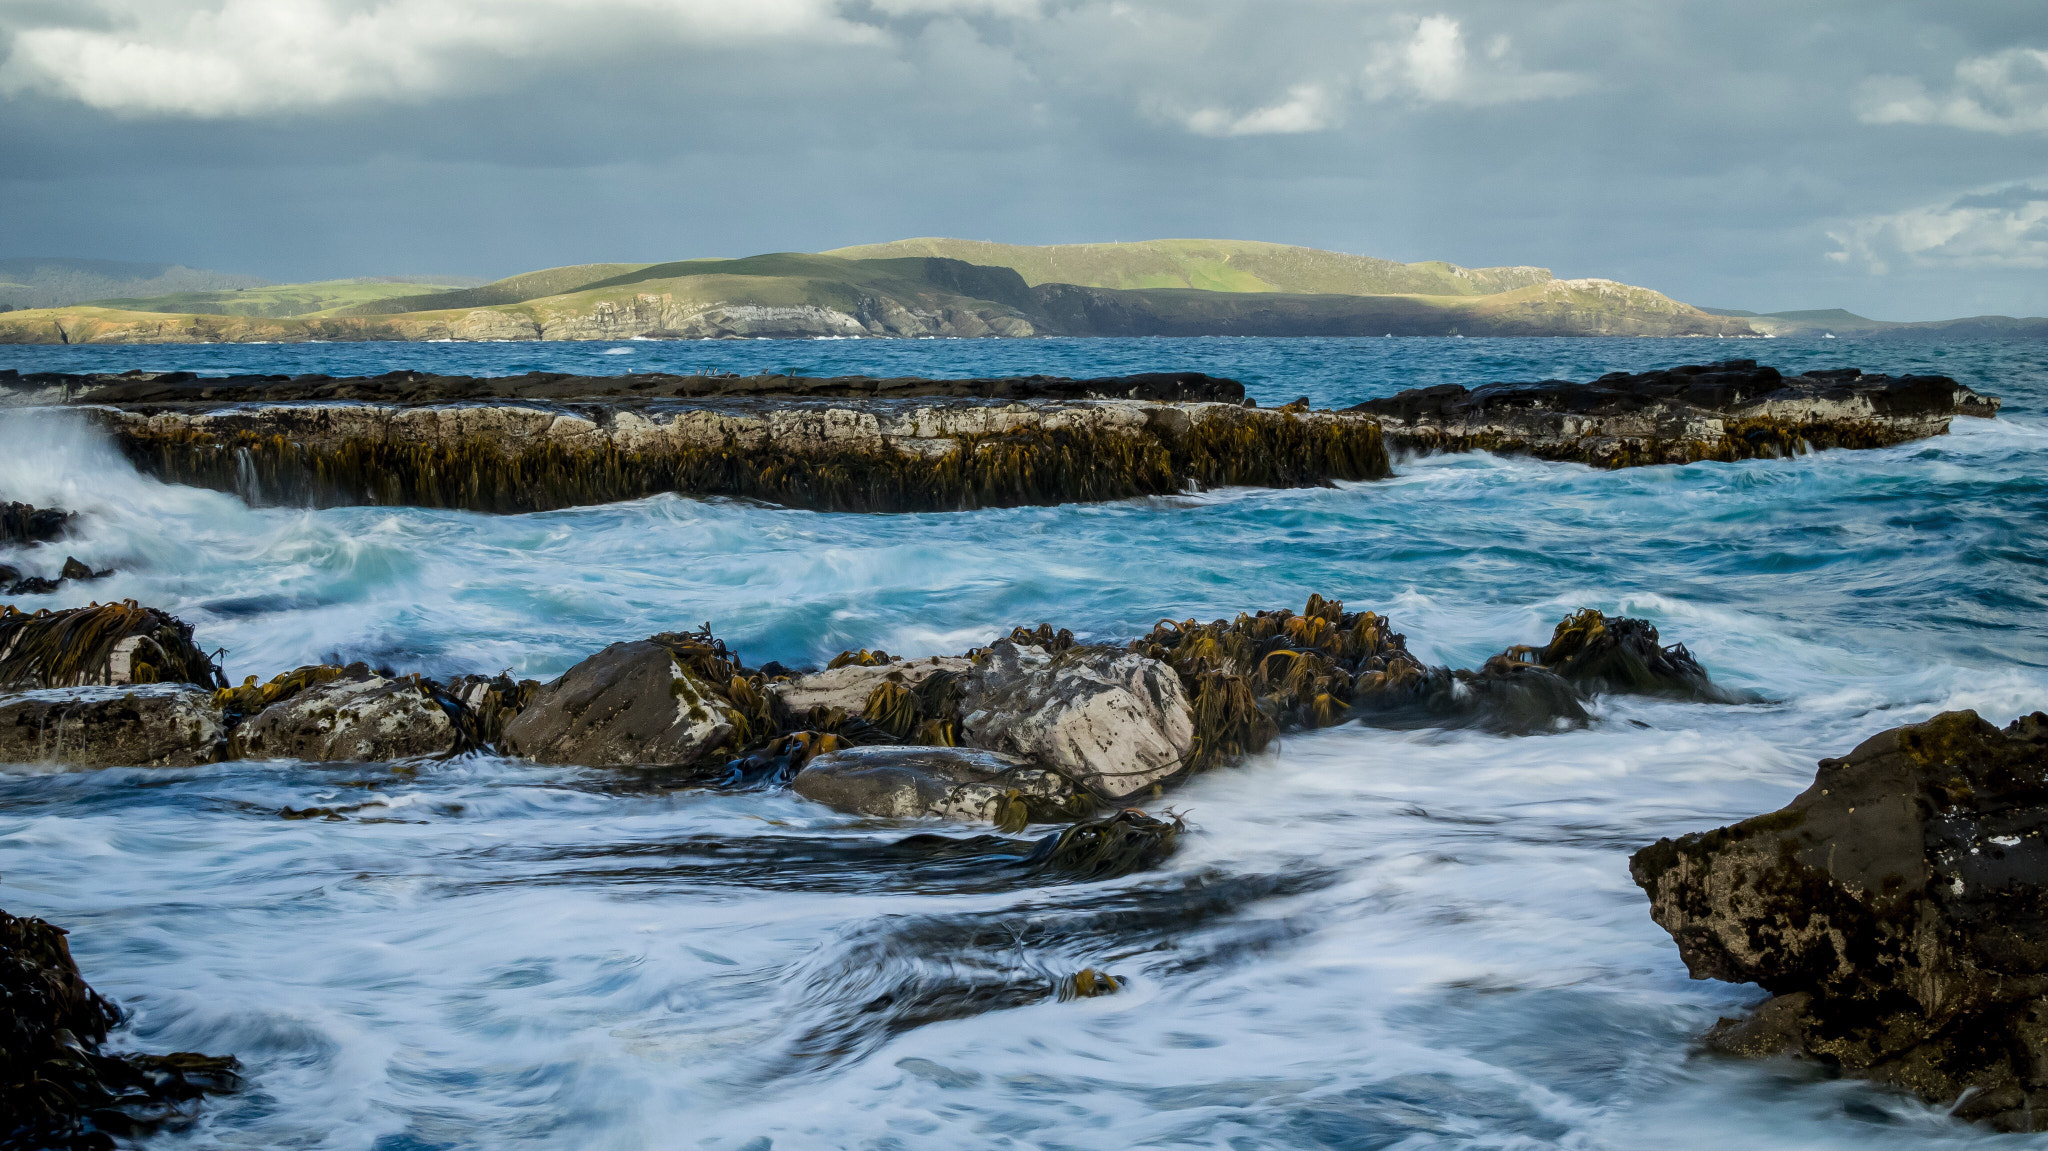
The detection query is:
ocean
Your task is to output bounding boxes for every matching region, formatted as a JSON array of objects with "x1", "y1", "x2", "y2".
[{"x1": 2, "y1": 335, "x2": 2044, "y2": 1149}]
